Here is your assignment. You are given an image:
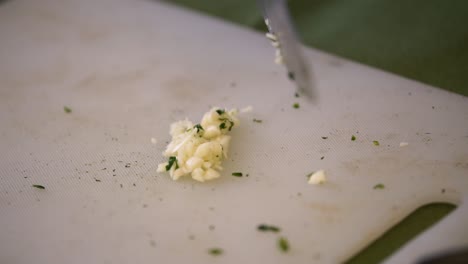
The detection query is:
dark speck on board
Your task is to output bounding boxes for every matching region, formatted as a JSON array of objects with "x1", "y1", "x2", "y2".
[{"x1": 149, "y1": 240, "x2": 156, "y2": 247}]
